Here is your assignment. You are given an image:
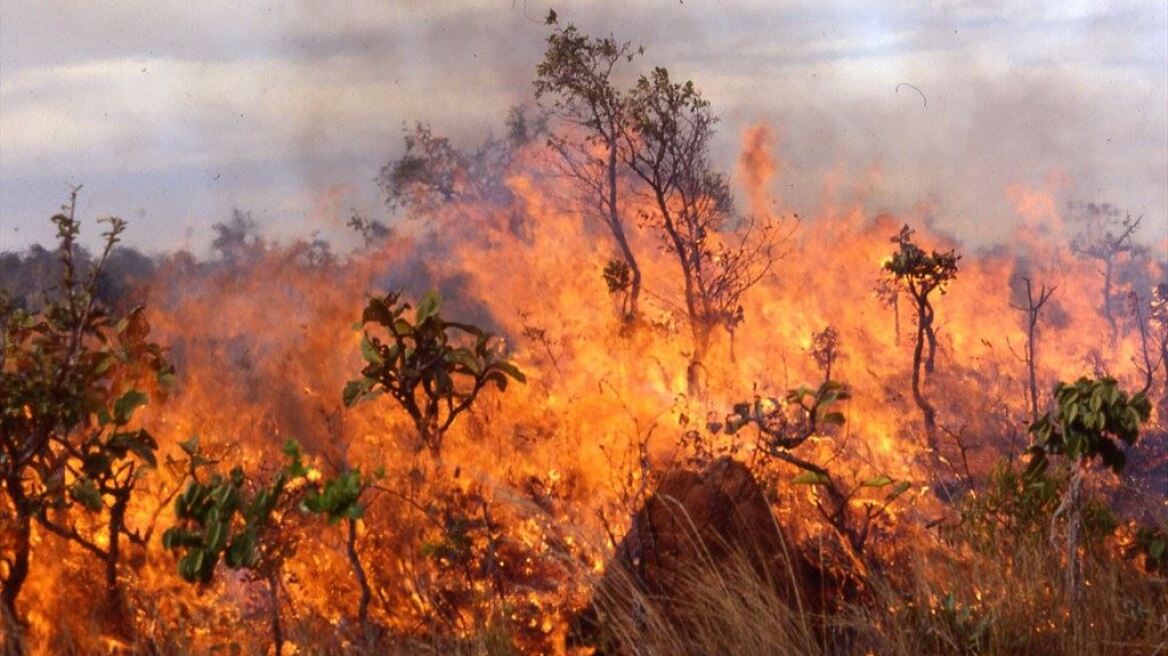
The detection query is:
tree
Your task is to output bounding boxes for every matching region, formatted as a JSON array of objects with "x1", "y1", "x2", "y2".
[
  {"x1": 211, "y1": 209, "x2": 264, "y2": 265},
  {"x1": 535, "y1": 14, "x2": 644, "y2": 321},
  {"x1": 343, "y1": 291, "x2": 525, "y2": 457},
  {"x1": 1011, "y1": 278, "x2": 1056, "y2": 422},
  {"x1": 883, "y1": 225, "x2": 959, "y2": 453},
  {"x1": 379, "y1": 111, "x2": 542, "y2": 220},
  {"x1": 621, "y1": 67, "x2": 776, "y2": 389},
  {"x1": 162, "y1": 438, "x2": 303, "y2": 656},
  {"x1": 713, "y1": 381, "x2": 911, "y2": 557},
  {"x1": 1068, "y1": 203, "x2": 1145, "y2": 346},
  {"x1": 347, "y1": 210, "x2": 392, "y2": 249},
  {"x1": 1026, "y1": 376, "x2": 1151, "y2": 641},
  {"x1": 809, "y1": 326, "x2": 841, "y2": 383},
  {"x1": 1, "y1": 190, "x2": 172, "y2": 649}
]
